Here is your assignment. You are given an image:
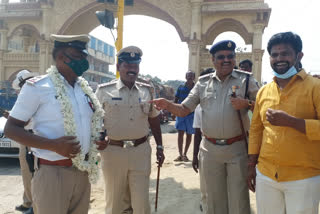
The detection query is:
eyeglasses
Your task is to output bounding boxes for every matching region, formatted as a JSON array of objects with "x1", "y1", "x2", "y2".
[{"x1": 215, "y1": 54, "x2": 235, "y2": 60}]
